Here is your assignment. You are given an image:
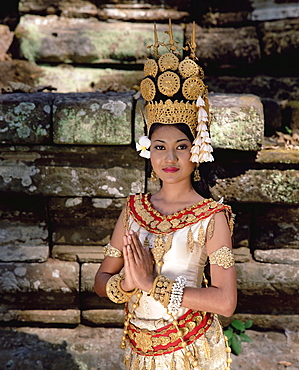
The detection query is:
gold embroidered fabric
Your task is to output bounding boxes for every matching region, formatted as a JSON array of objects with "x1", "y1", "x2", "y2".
[
  {"x1": 209, "y1": 246, "x2": 235, "y2": 269},
  {"x1": 103, "y1": 243, "x2": 123, "y2": 258}
]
